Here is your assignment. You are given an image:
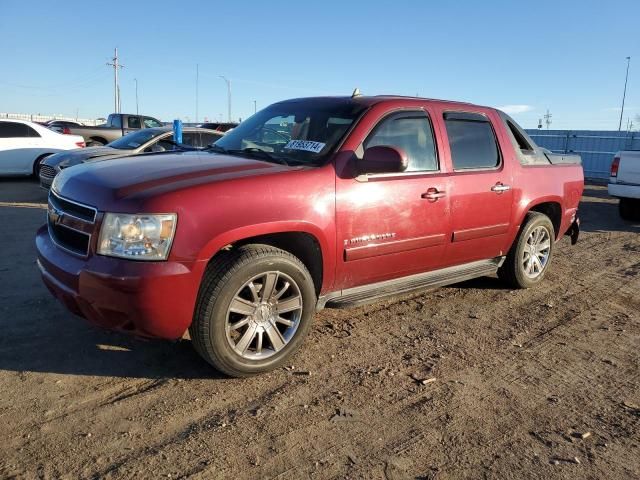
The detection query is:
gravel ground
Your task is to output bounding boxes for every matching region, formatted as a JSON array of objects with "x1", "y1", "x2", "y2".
[{"x1": 0, "y1": 179, "x2": 638, "y2": 480}]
